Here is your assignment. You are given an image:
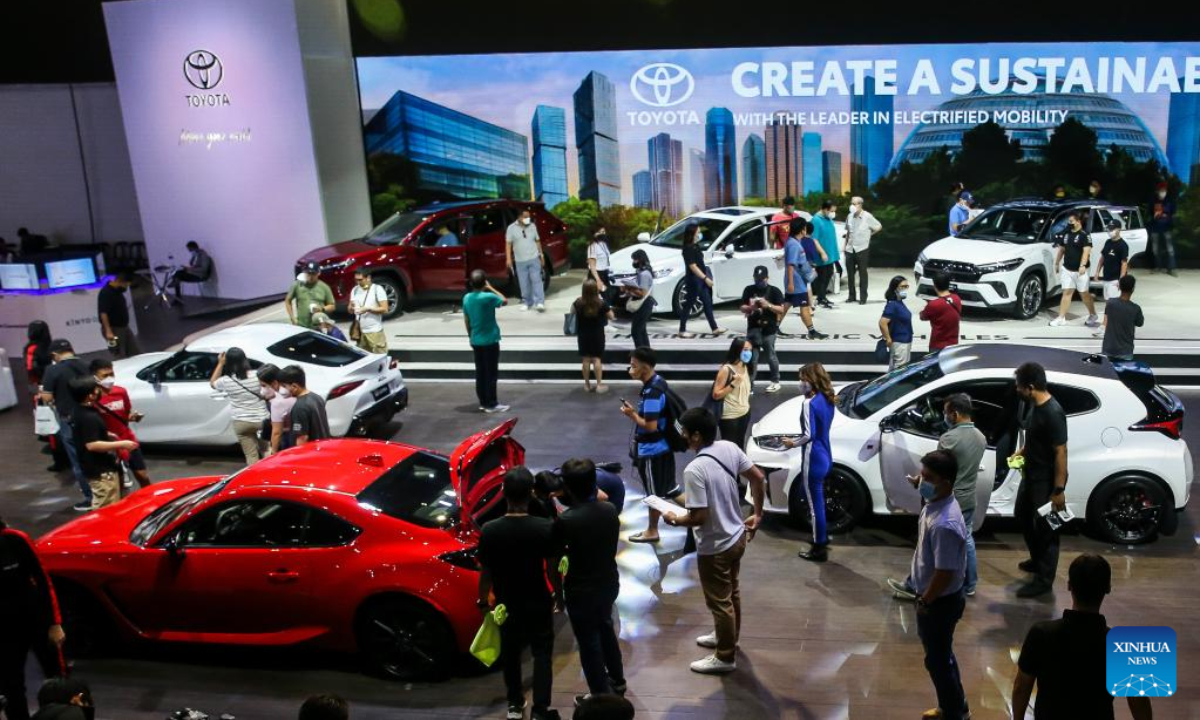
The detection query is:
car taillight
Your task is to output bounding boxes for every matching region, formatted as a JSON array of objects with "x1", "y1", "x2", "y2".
[
  {"x1": 328, "y1": 380, "x2": 364, "y2": 400},
  {"x1": 1130, "y1": 413, "x2": 1183, "y2": 440},
  {"x1": 437, "y1": 548, "x2": 481, "y2": 571},
  {"x1": 389, "y1": 358, "x2": 399, "y2": 370}
]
